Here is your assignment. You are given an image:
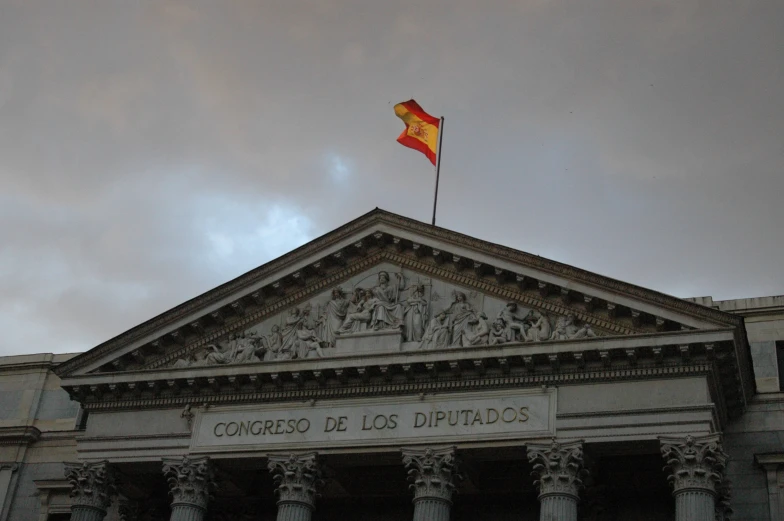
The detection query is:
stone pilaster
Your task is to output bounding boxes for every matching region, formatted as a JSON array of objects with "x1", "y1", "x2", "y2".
[
  {"x1": 267, "y1": 453, "x2": 323, "y2": 521},
  {"x1": 162, "y1": 456, "x2": 215, "y2": 521},
  {"x1": 402, "y1": 446, "x2": 460, "y2": 521},
  {"x1": 659, "y1": 434, "x2": 728, "y2": 521},
  {"x1": 64, "y1": 461, "x2": 117, "y2": 521},
  {"x1": 527, "y1": 440, "x2": 587, "y2": 521}
]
